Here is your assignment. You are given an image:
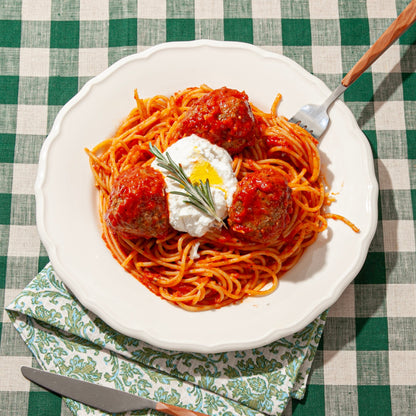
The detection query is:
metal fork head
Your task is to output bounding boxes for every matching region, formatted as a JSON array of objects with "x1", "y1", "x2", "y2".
[{"x1": 288, "y1": 104, "x2": 329, "y2": 139}]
